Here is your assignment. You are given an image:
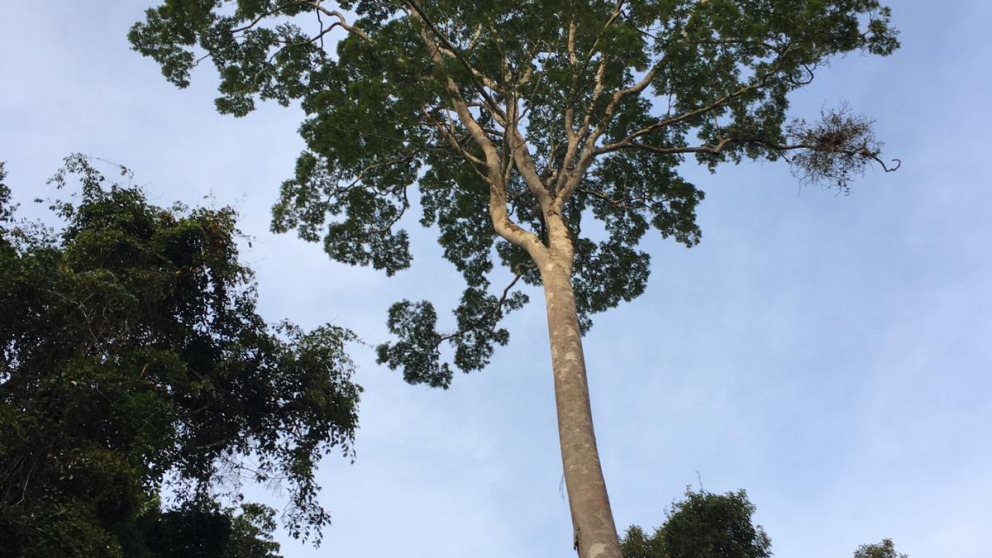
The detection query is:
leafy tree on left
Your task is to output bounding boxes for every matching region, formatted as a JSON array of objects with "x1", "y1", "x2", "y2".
[{"x1": 0, "y1": 156, "x2": 361, "y2": 557}]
